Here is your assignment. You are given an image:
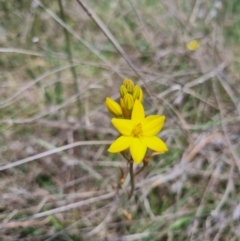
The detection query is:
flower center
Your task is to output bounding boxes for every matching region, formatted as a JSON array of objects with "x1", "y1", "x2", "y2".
[{"x1": 132, "y1": 123, "x2": 142, "y2": 137}]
